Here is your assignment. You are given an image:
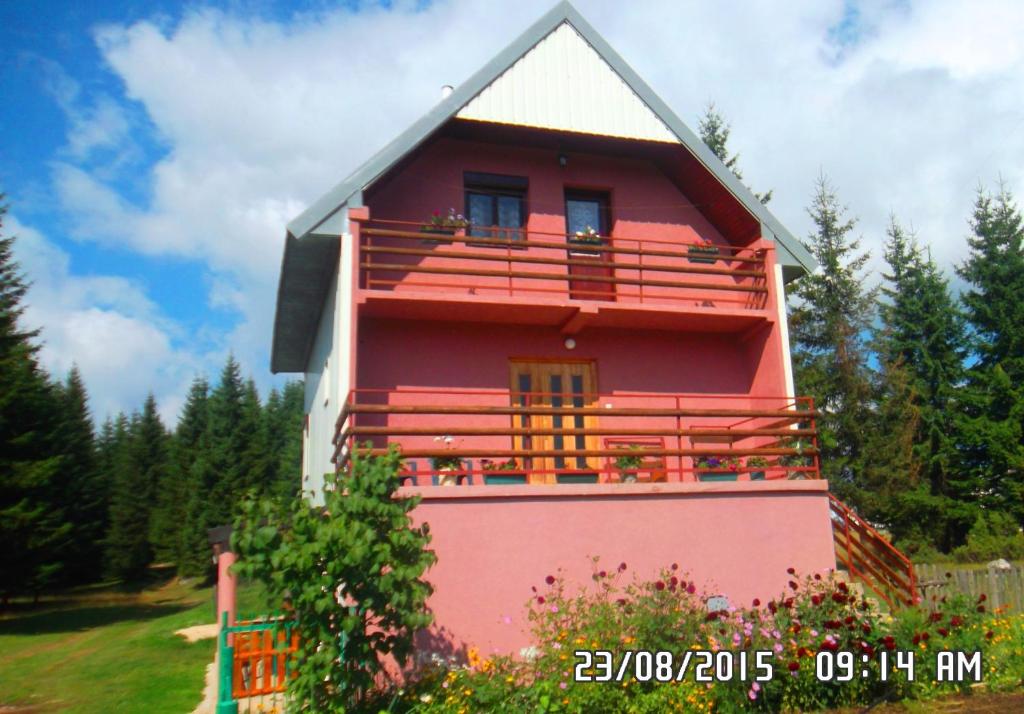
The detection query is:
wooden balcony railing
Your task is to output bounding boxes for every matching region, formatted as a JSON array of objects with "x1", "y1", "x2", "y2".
[
  {"x1": 333, "y1": 389, "x2": 820, "y2": 486},
  {"x1": 356, "y1": 219, "x2": 770, "y2": 310}
]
